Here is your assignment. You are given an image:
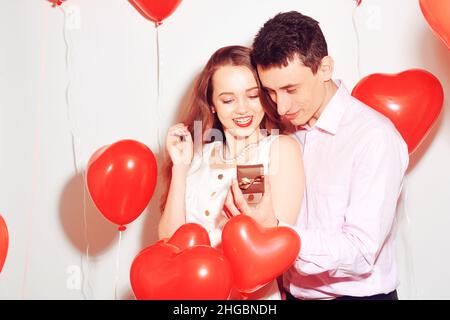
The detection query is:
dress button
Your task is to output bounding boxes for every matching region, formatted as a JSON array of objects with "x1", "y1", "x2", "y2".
[
  {"x1": 205, "y1": 210, "x2": 210, "y2": 216},
  {"x1": 247, "y1": 194, "x2": 254, "y2": 201},
  {"x1": 218, "y1": 174, "x2": 223, "y2": 180},
  {"x1": 211, "y1": 192, "x2": 216, "y2": 198}
]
